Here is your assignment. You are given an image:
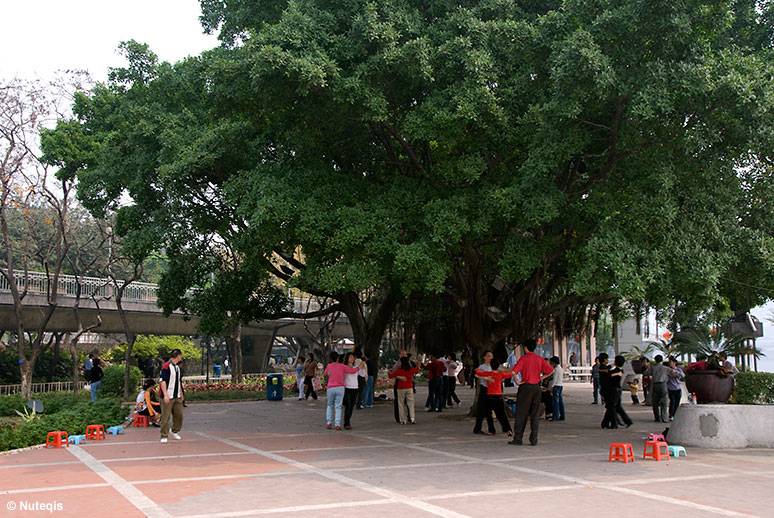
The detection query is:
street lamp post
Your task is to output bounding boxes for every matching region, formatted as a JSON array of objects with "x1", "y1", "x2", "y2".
[{"x1": 205, "y1": 337, "x2": 211, "y2": 384}]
